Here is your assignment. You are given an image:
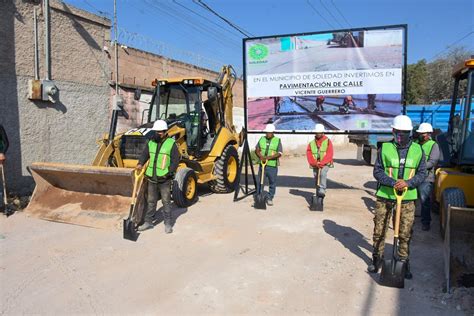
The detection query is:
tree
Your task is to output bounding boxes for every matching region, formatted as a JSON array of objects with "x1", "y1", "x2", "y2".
[
  {"x1": 406, "y1": 46, "x2": 473, "y2": 104},
  {"x1": 426, "y1": 47, "x2": 472, "y2": 103},
  {"x1": 406, "y1": 59, "x2": 428, "y2": 104}
]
